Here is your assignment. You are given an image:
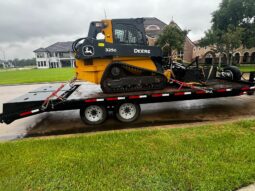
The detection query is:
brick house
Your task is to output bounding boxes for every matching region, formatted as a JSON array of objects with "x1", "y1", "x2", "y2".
[
  {"x1": 193, "y1": 42, "x2": 255, "y2": 65},
  {"x1": 144, "y1": 17, "x2": 255, "y2": 65},
  {"x1": 143, "y1": 17, "x2": 195, "y2": 63}
]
